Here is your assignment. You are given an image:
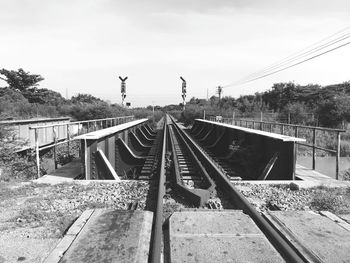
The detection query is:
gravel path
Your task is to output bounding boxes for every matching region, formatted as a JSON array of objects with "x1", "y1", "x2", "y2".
[{"x1": 0, "y1": 180, "x2": 150, "y2": 263}]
